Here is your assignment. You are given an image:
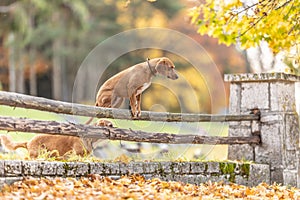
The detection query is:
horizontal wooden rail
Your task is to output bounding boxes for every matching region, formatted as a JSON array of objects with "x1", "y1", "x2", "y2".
[
  {"x1": 0, "y1": 116, "x2": 260, "y2": 145},
  {"x1": 0, "y1": 91, "x2": 259, "y2": 122}
]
